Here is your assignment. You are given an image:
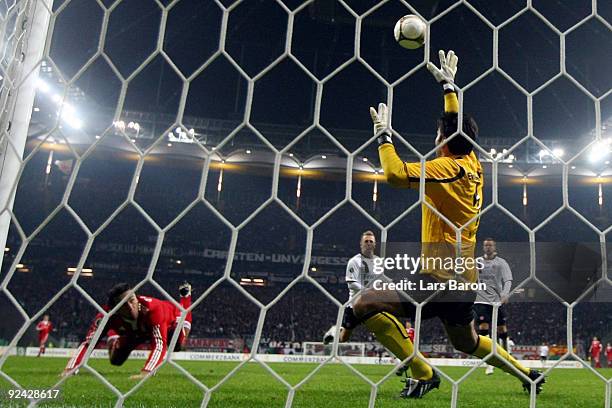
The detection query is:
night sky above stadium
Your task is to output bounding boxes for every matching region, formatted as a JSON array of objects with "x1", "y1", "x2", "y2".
[{"x1": 45, "y1": 0, "x2": 611, "y2": 146}]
